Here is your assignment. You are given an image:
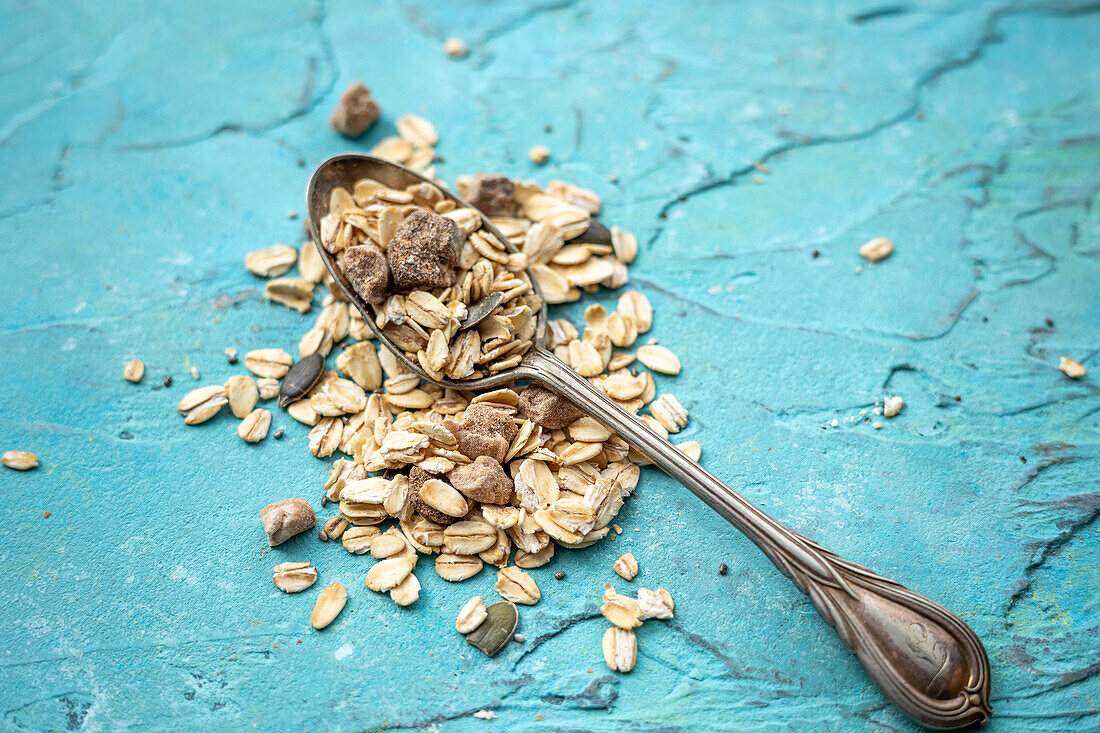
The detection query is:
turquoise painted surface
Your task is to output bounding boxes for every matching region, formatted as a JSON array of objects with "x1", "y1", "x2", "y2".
[{"x1": 1, "y1": 0, "x2": 1097, "y2": 730}]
